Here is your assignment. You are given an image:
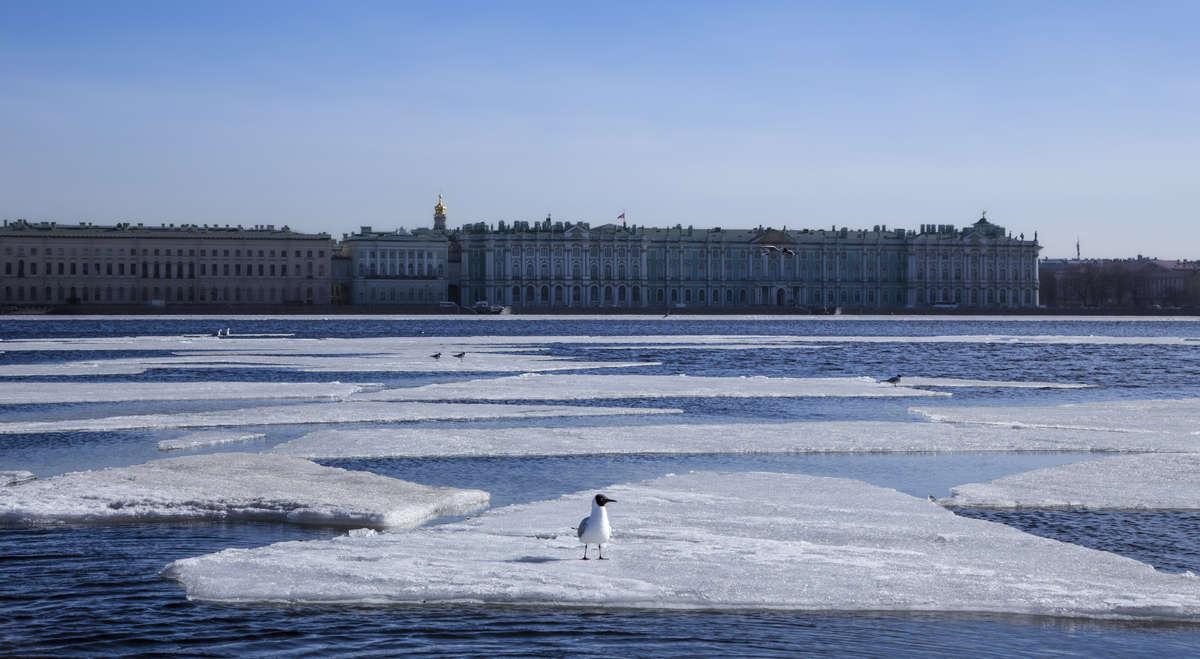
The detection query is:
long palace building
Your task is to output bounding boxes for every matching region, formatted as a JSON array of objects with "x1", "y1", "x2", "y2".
[
  {"x1": 1, "y1": 198, "x2": 1041, "y2": 310},
  {"x1": 438, "y1": 201, "x2": 1041, "y2": 310},
  {"x1": 1, "y1": 219, "x2": 335, "y2": 308}
]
